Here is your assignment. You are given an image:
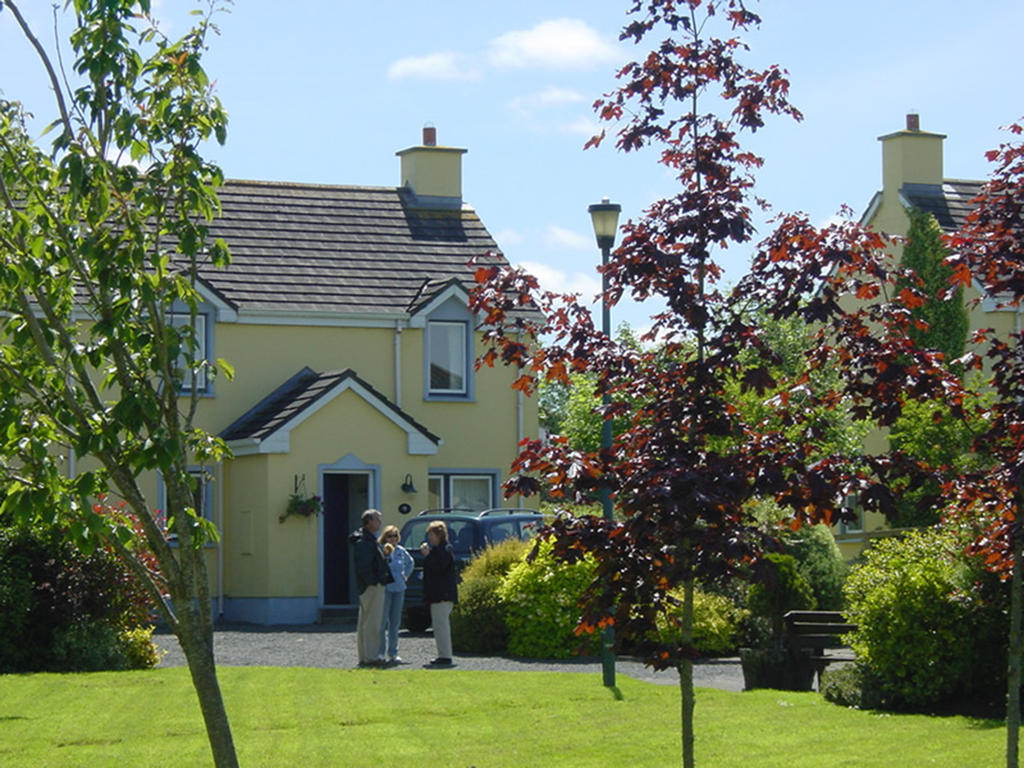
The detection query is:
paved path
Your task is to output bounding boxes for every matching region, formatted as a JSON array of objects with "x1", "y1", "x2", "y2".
[{"x1": 154, "y1": 624, "x2": 744, "y2": 692}]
